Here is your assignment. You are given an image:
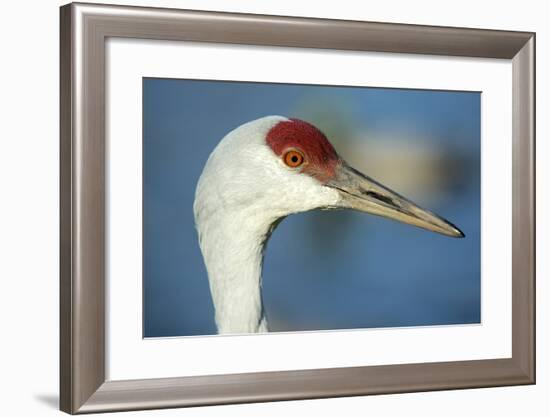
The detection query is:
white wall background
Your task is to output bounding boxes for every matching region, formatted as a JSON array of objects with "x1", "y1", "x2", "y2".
[{"x1": 0, "y1": 0, "x2": 545, "y2": 416}]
